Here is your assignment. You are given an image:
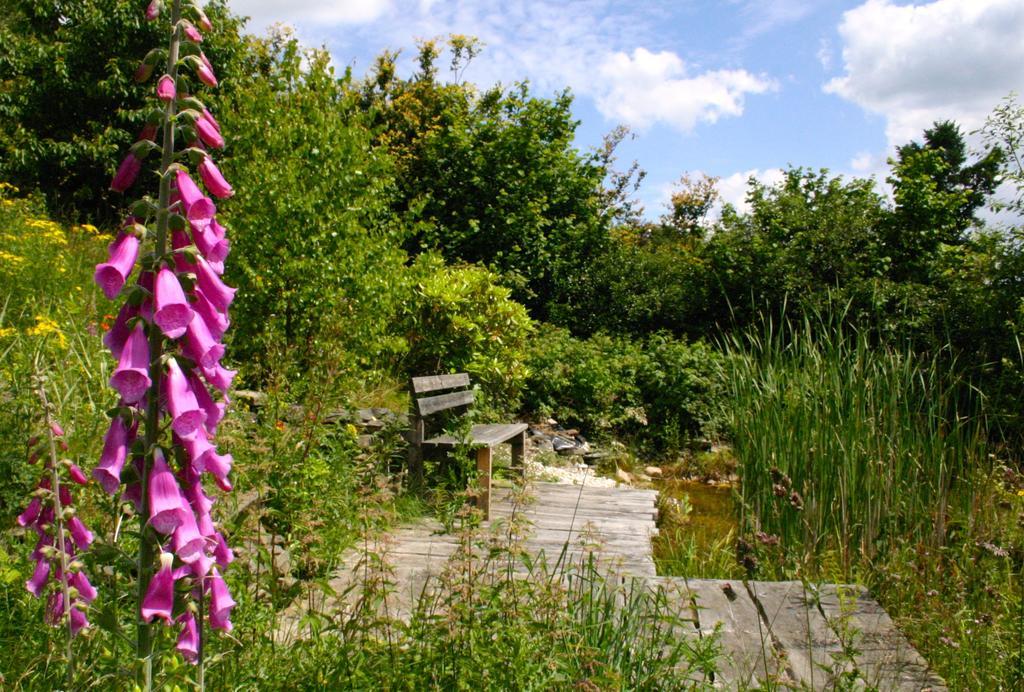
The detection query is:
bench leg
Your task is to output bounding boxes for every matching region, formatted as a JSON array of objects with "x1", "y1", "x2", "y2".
[
  {"x1": 511, "y1": 430, "x2": 527, "y2": 481},
  {"x1": 476, "y1": 446, "x2": 492, "y2": 520}
]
